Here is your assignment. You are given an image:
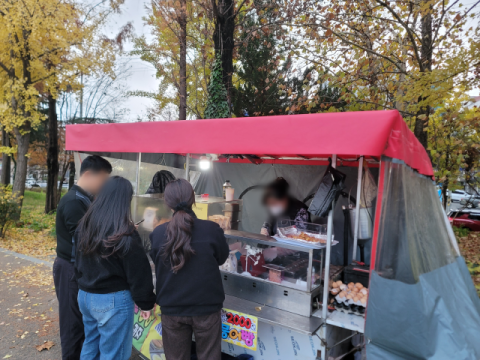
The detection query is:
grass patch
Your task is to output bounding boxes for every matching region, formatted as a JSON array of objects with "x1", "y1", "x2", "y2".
[
  {"x1": 453, "y1": 226, "x2": 470, "y2": 238},
  {"x1": 23, "y1": 190, "x2": 47, "y2": 210},
  {"x1": 0, "y1": 189, "x2": 63, "y2": 261}
]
